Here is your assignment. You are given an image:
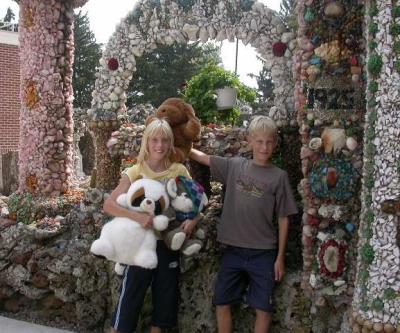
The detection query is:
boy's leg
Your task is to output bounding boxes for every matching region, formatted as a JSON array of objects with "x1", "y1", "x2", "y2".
[
  {"x1": 254, "y1": 309, "x2": 271, "y2": 333},
  {"x1": 244, "y1": 249, "x2": 277, "y2": 333},
  {"x1": 216, "y1": 304, "x2": 232, "y2": 333},
  {"x1": 213, "y1": 246, "x2": 247, "y2": 333}
]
